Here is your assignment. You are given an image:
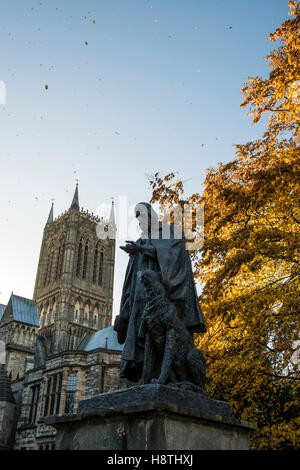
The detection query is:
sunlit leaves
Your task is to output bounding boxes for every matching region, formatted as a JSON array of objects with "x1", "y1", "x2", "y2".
[{"x1": 149, "y1": 1, "x2": 300, "y2": 450}]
